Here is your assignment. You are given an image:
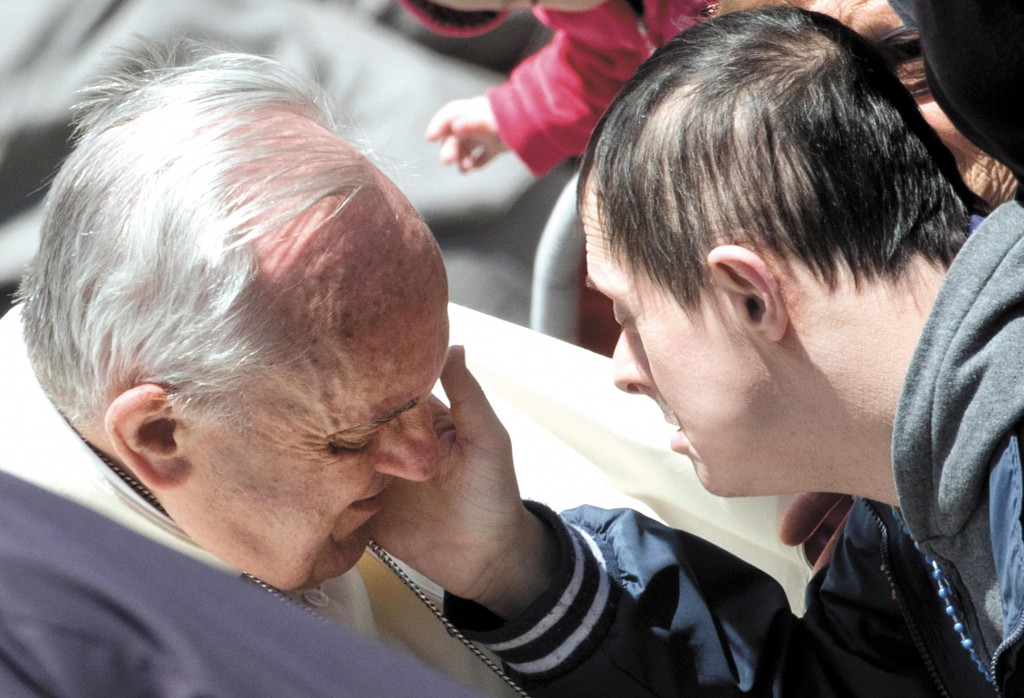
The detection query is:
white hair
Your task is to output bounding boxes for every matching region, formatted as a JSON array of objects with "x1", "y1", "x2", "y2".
[{"x1": 20, "y1": 43, "x2": 380, "y2": 428}]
